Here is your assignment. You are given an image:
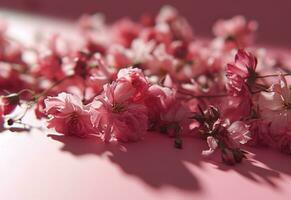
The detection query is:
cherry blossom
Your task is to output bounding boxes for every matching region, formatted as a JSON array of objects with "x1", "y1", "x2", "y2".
[
  {"x1": 259, "y1": 75, "x2": 291, "y2": 134},
  {"x1": 90, "y1": 67, "x2": 149, "y2": 142},
  {"x1": 1, "y1": 6, "x2": 291, "y2": 165},
  {"x1": 226, "y1": 49, "x2": 257, "y2": 95},
  {"x1": 45, "y1": 92, "x2": 94, "y2": 138},
  {"x1": 213, "y1": 15, "x2": 258, "y2": 48}
]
